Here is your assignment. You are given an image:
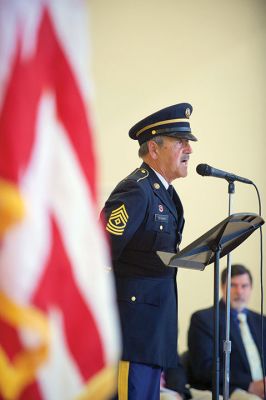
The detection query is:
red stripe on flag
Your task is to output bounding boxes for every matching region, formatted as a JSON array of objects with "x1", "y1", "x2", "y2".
[
  {"x1": 20, "y1": 381, "x2": 41, "y2": 400},
  {"x1": 38, "y1": 11, "x2": 97, "y2": 200},
  {"x1": 32, "y1": 216, "x2": 105, "y2": 379},
  {"x1": 0, "y1": 317, "x2": 22, "y2": 361},
  {"x1": 0, "y1": 42, "x2": 41, "y2": 183}
]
